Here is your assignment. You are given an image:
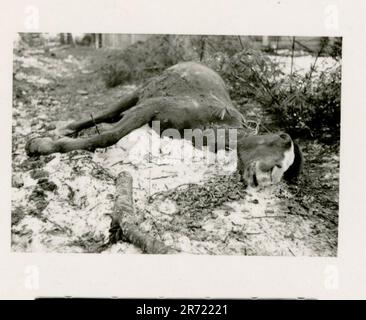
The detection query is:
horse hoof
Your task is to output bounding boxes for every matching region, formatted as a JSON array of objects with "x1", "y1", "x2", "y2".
[{"x1": 25, "y1": 137, "x2": 54, "y2": 157}]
